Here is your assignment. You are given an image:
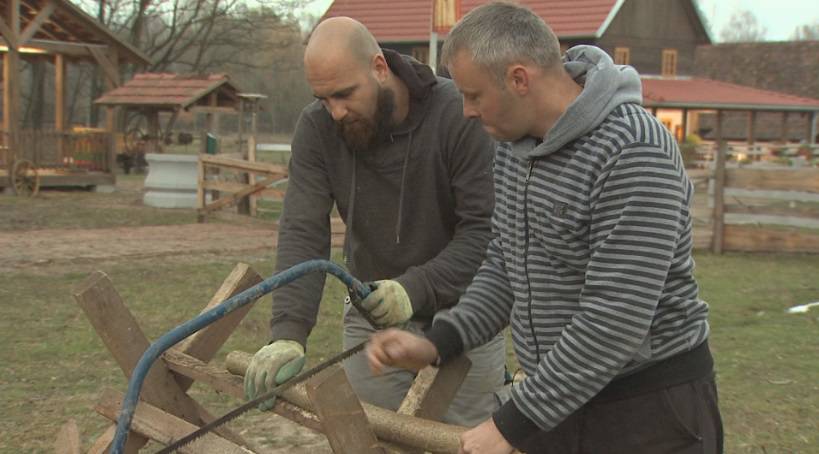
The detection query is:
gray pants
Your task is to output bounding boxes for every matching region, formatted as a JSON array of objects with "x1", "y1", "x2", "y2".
[{"x1": 342, "y1": 304, "x2": 507, "y2": 427}]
